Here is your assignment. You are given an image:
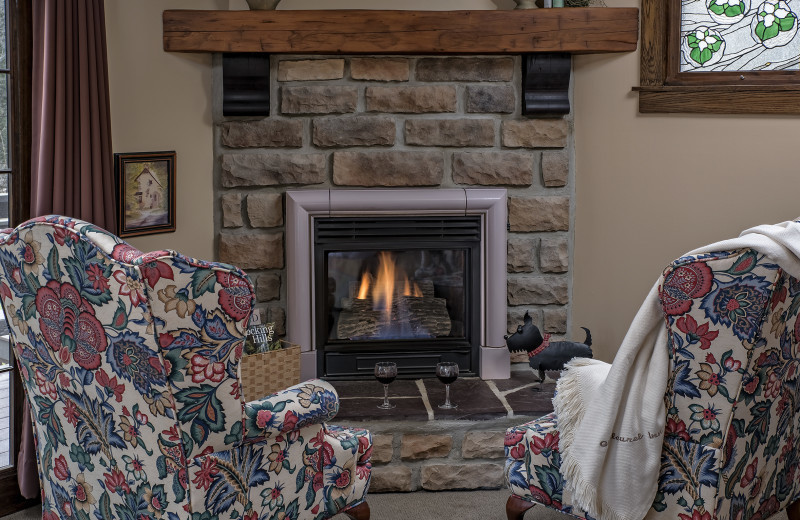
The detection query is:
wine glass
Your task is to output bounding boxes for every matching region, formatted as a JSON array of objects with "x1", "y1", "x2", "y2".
[
  {"x1": 436, "y1": 362, "x2": 459, "y2": 409},
  {"x1": 375, "y1": 362, "x2": 397, "y2": 409}
]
